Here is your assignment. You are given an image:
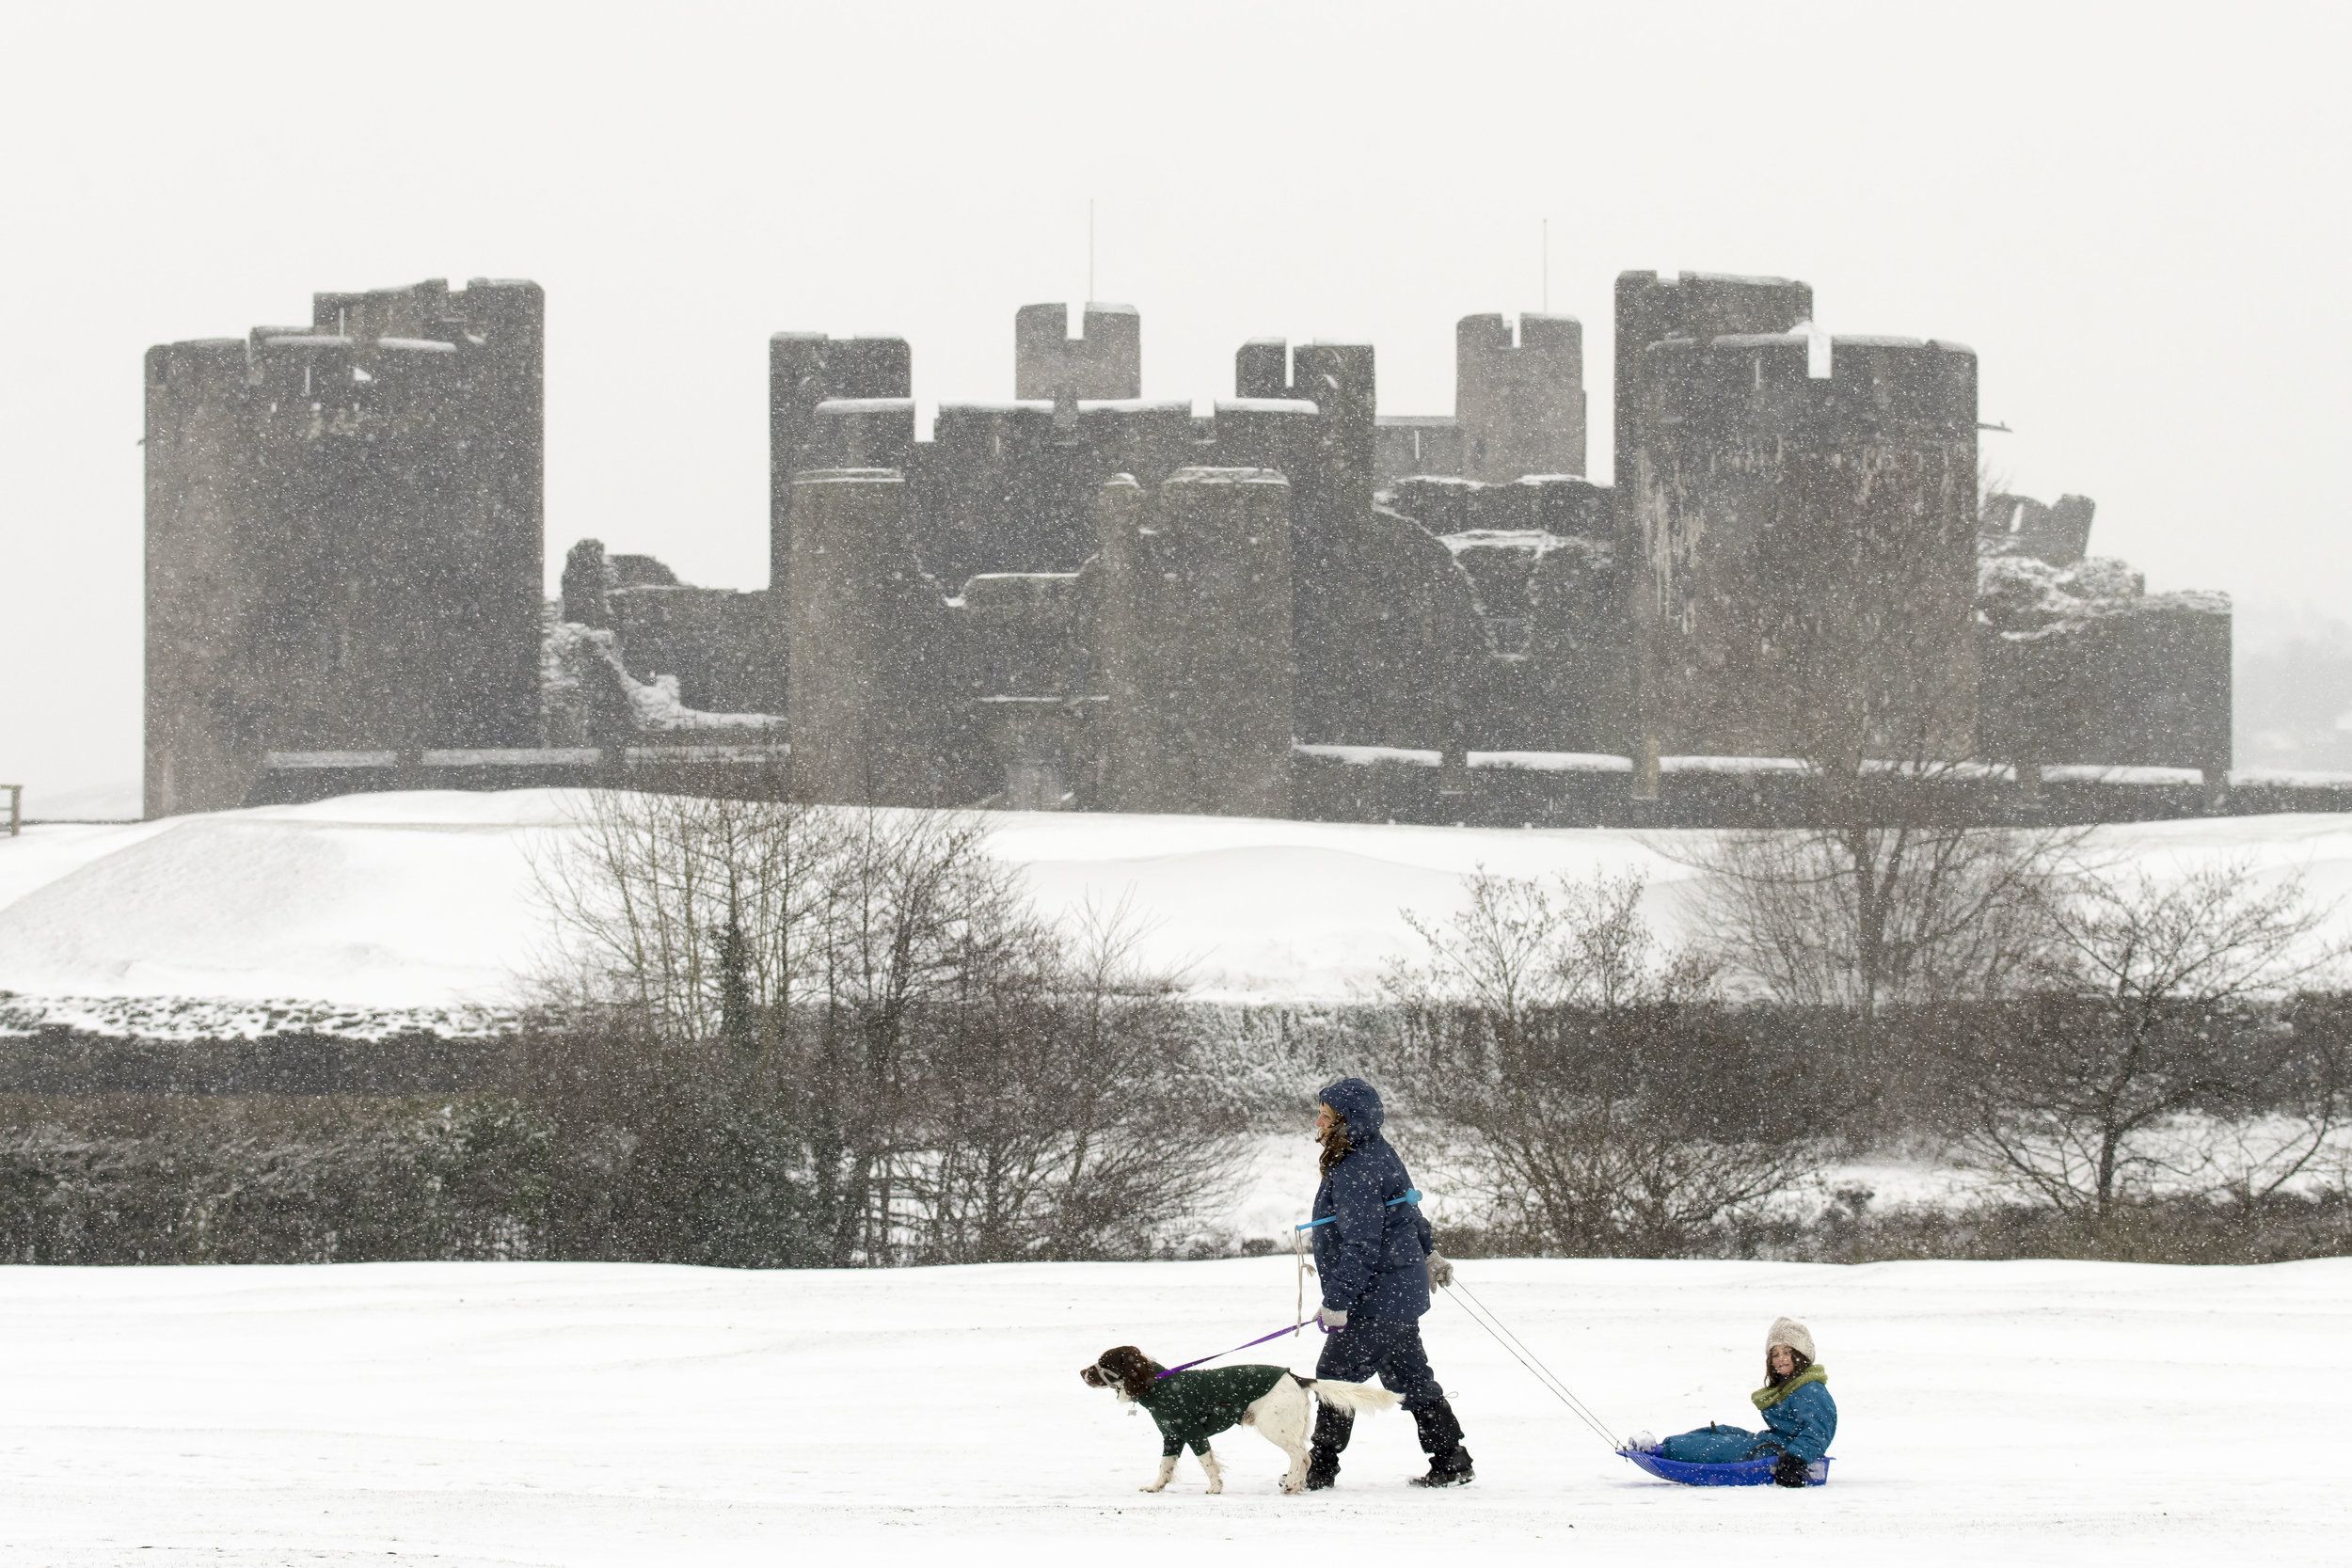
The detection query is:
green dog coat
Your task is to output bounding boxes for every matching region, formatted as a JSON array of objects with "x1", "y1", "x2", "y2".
[{"x1": 1131, "y1": 1364, "x2": 1294, "y2": 1456}]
